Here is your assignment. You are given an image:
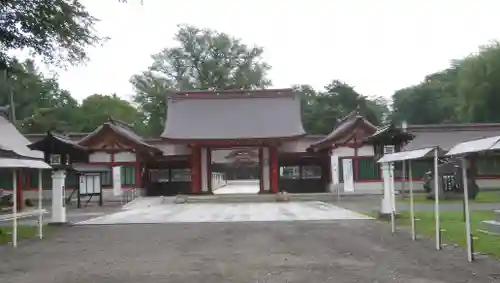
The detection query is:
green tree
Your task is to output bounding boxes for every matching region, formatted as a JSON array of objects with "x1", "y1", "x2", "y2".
[
  {"x1": 0, "y1": 0, "x2": 106, "y2": 69},
  {"x1": 456, "y1": 42, "x2": 500, "y2": 123},
  {"x1": 78, "y1": 94, "x2": 145, "y2": 133},
  {"x1": 294, "y1": 81, "x2": 387, "y2": 135},
  {"x1": 391, "y1": 66, "x2": 461, "y2": 124},
  {"x1": 0, "y1": 59, "x2": 80, "y2": 133},
  {"x1": 131, "y1": 24, "x2": 272, "y2": 136}
]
